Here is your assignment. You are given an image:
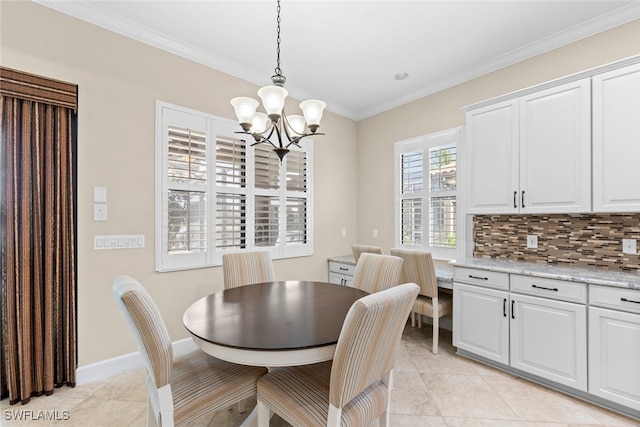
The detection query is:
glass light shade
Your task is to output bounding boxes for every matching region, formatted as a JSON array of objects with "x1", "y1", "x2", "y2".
[
  {"x1": 299, "y1": 99, "x2": 326, "y2": 126},
  {"x1": 257, "y1": 85, "x2": 288, "y2": 118},
  {"x1": 230, "y1": 97, "x2": 259, "y2": 126},
  {"x1": 250, "y1": 112, "x2": 271, "y2": 134},
  {"x1": 286, "y1": 115, "x2": 306, "y2": 135}
]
